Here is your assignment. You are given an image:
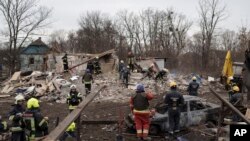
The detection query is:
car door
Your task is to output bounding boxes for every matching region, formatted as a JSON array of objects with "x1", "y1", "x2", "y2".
[{"x1": 188, "y1": 100, "x2": 206, "y2": 126}]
